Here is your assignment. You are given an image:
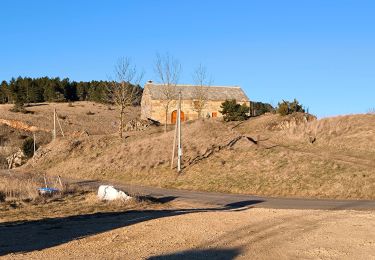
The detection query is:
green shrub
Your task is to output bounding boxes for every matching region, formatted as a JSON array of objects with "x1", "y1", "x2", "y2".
[
  {"x1": 277, "y1": 99, "x2": 305, "y2": 116},
  {"x1": 22, "y1": 137, "x2": 37, "y2": 158},
  {"x1": 220, "y1": 99, "x2": 249, "y2": 121},
  {"x1": 10, "y1": 104, "x2": 26, "y2": 113},
  {"x1": 252, "y1": 101, "x2": 275, "y2": 116}
]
